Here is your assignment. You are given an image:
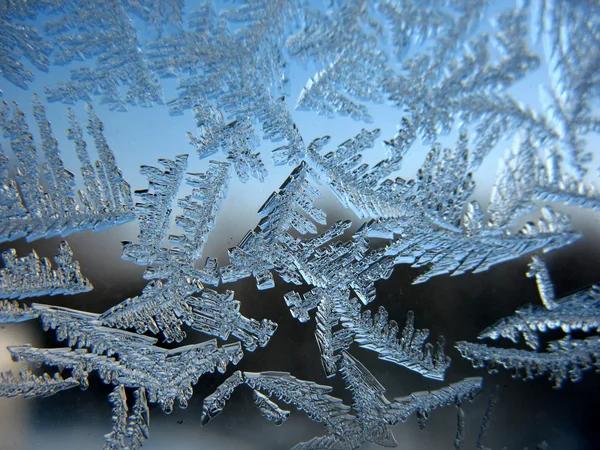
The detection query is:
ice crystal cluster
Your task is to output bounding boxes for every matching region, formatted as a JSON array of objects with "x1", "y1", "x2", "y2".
[
  {"x1": 456, "y1": 256, "x2": 600, "y2": 388},
  {"x1": 1, "y1": 0, "x2": 600, "y2": 448}
]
